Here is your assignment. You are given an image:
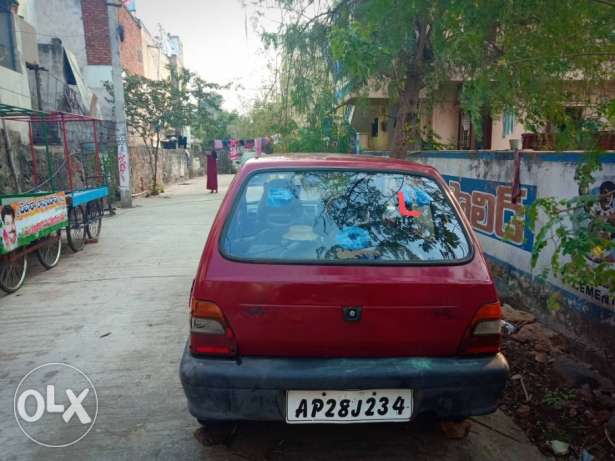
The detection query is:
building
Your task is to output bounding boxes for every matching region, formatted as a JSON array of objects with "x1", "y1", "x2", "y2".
[
  {"x1": 0, "y1": 0, "x2": 36, "y2": 142},
  {"x1": 341, "y1": 78, "x2": 615, "y2": 152},
  {"x1": 14, "y1": 0, "x2": 182, "y2": 120},
  {"x1": 142, "y1": 23, "x2": 170, "y2": 81},
  {"x1": 0, "y1": 0, "x2": 34, "y2": 112},
  {"x1": 165, "y1": 34, "x2": 183, "y2": 70}
]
